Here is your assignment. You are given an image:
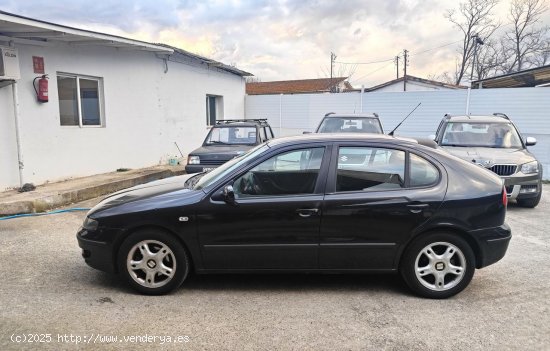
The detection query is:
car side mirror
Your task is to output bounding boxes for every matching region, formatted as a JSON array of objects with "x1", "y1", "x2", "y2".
[
  {"x1": 223, "y1": 185, "x2": 235, "y2": 204},
  {"x1": 428, "y1": 134, "x2": 436, "y2": 141},
  {"x1": 525, "y1": 137, "x2": 537, "y2": 146}
]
